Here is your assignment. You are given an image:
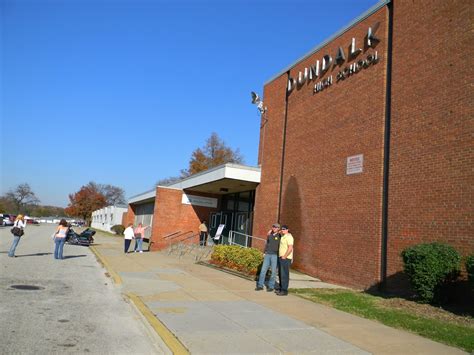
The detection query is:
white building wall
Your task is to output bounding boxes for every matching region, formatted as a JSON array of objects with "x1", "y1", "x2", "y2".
[{"x1": 91, "y1": 206, "x2": 127, "y2": 232}]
